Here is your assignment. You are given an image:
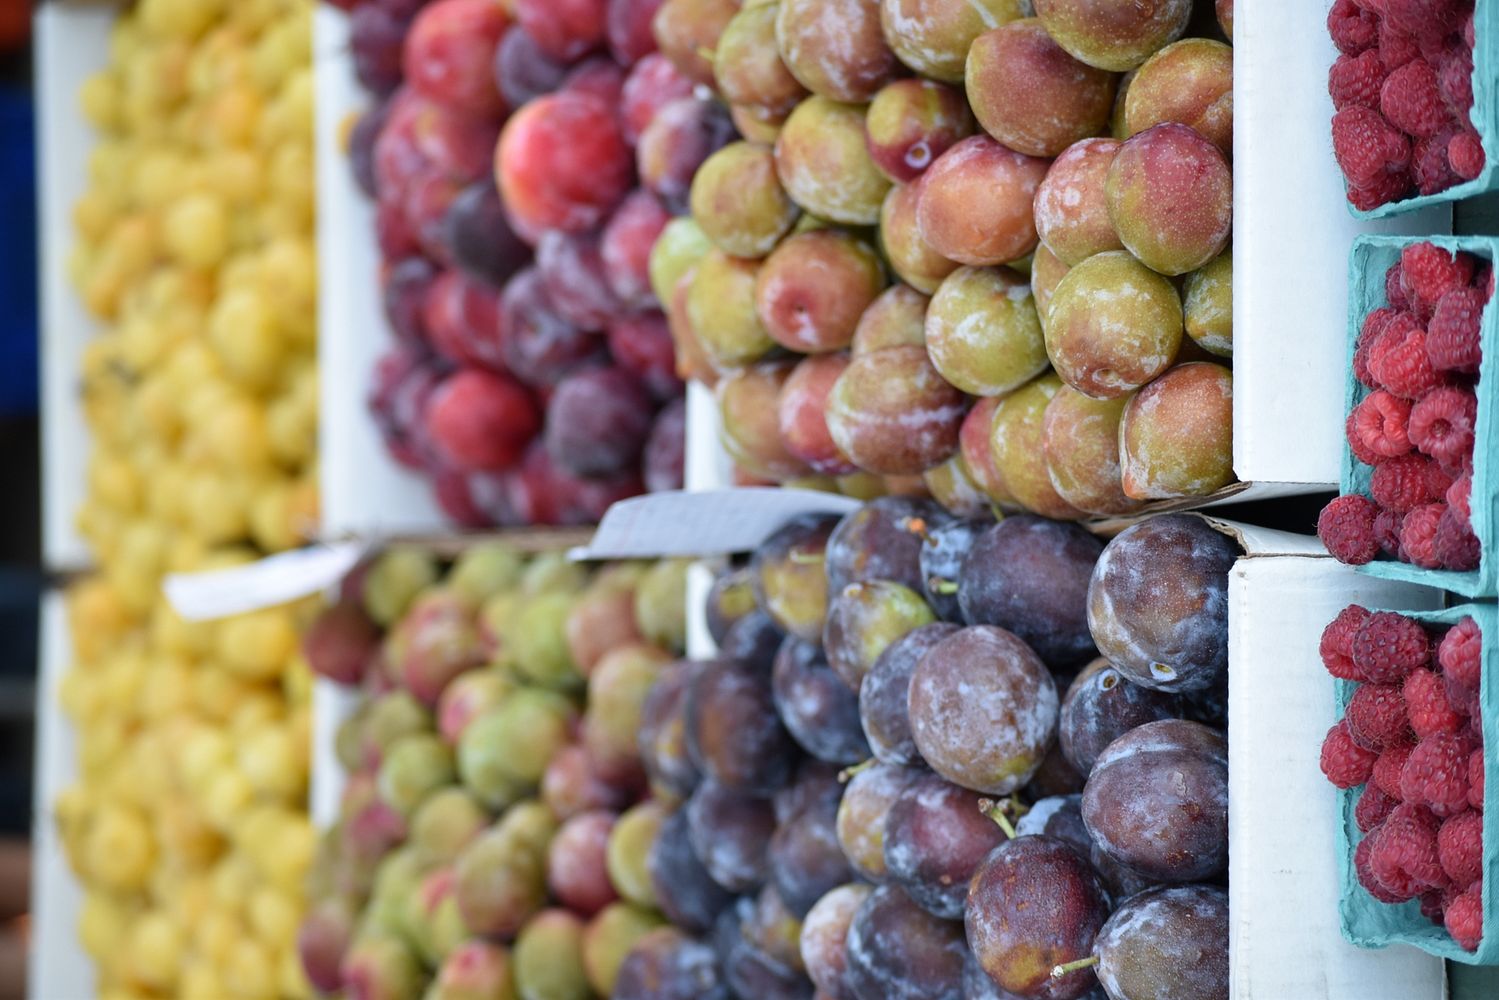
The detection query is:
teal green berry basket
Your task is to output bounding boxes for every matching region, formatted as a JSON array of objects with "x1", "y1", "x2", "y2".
[
  {"x1": 1337, "y1": 603, "x2": 1498, "y2": 964},
  {"x1": 1348, "y1": 0, "x2": 1499, "y2": 219},
  {"x1": 1343, "y1": 234, "x2": 1499, "y2": 598}
]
